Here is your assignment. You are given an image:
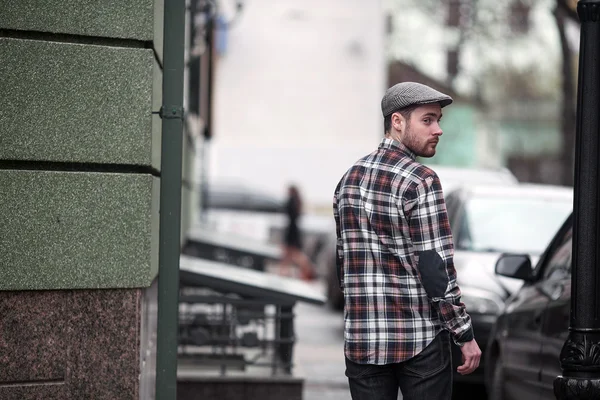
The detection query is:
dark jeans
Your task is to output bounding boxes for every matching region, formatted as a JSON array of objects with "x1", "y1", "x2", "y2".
[{"x1": 345, "y1": 330, "x2": 452, "y2": 400}]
